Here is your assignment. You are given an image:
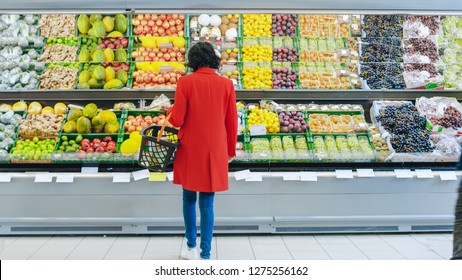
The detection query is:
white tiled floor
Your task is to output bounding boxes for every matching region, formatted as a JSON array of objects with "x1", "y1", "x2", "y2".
[{"x1": 0, "y1": 233, "x2": 454, "y2": 260}]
